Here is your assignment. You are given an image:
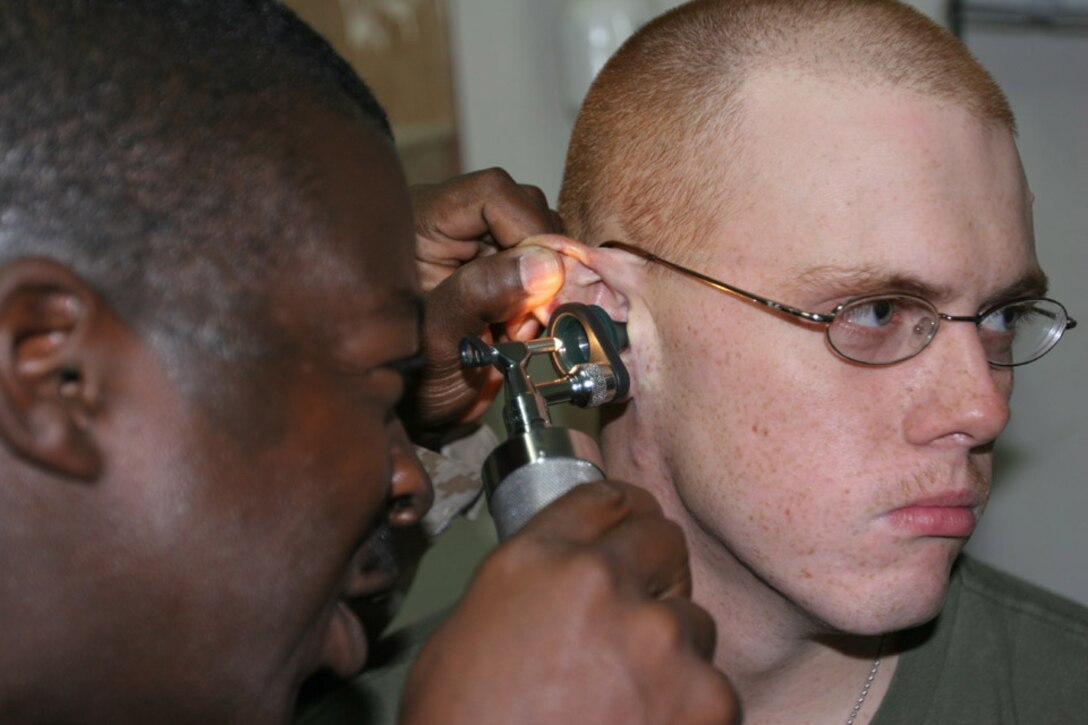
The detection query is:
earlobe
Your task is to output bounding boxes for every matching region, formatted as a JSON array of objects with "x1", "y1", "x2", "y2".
[{"x1": 0, "y1": 259, "x2": 104, "y2": 480}]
